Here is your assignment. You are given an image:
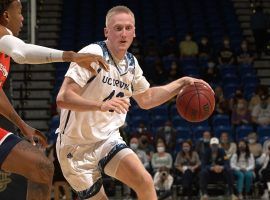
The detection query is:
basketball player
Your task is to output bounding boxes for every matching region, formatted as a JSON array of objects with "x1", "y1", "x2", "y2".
[
  {"x1": 56, "y1": 5, "x2": 212, "y2": 200},
  {"x1": 0, "y1": 0, "x2": 109, "y2": 199}
]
